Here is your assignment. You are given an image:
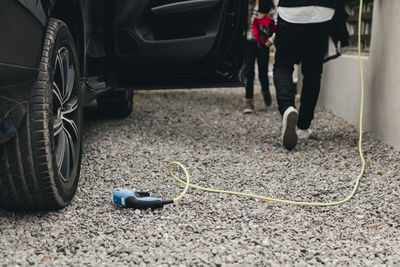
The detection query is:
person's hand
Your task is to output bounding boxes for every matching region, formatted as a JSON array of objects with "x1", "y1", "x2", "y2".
[{"x1": 265, "y1": 40, "x2": 272, "y2": 47}]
